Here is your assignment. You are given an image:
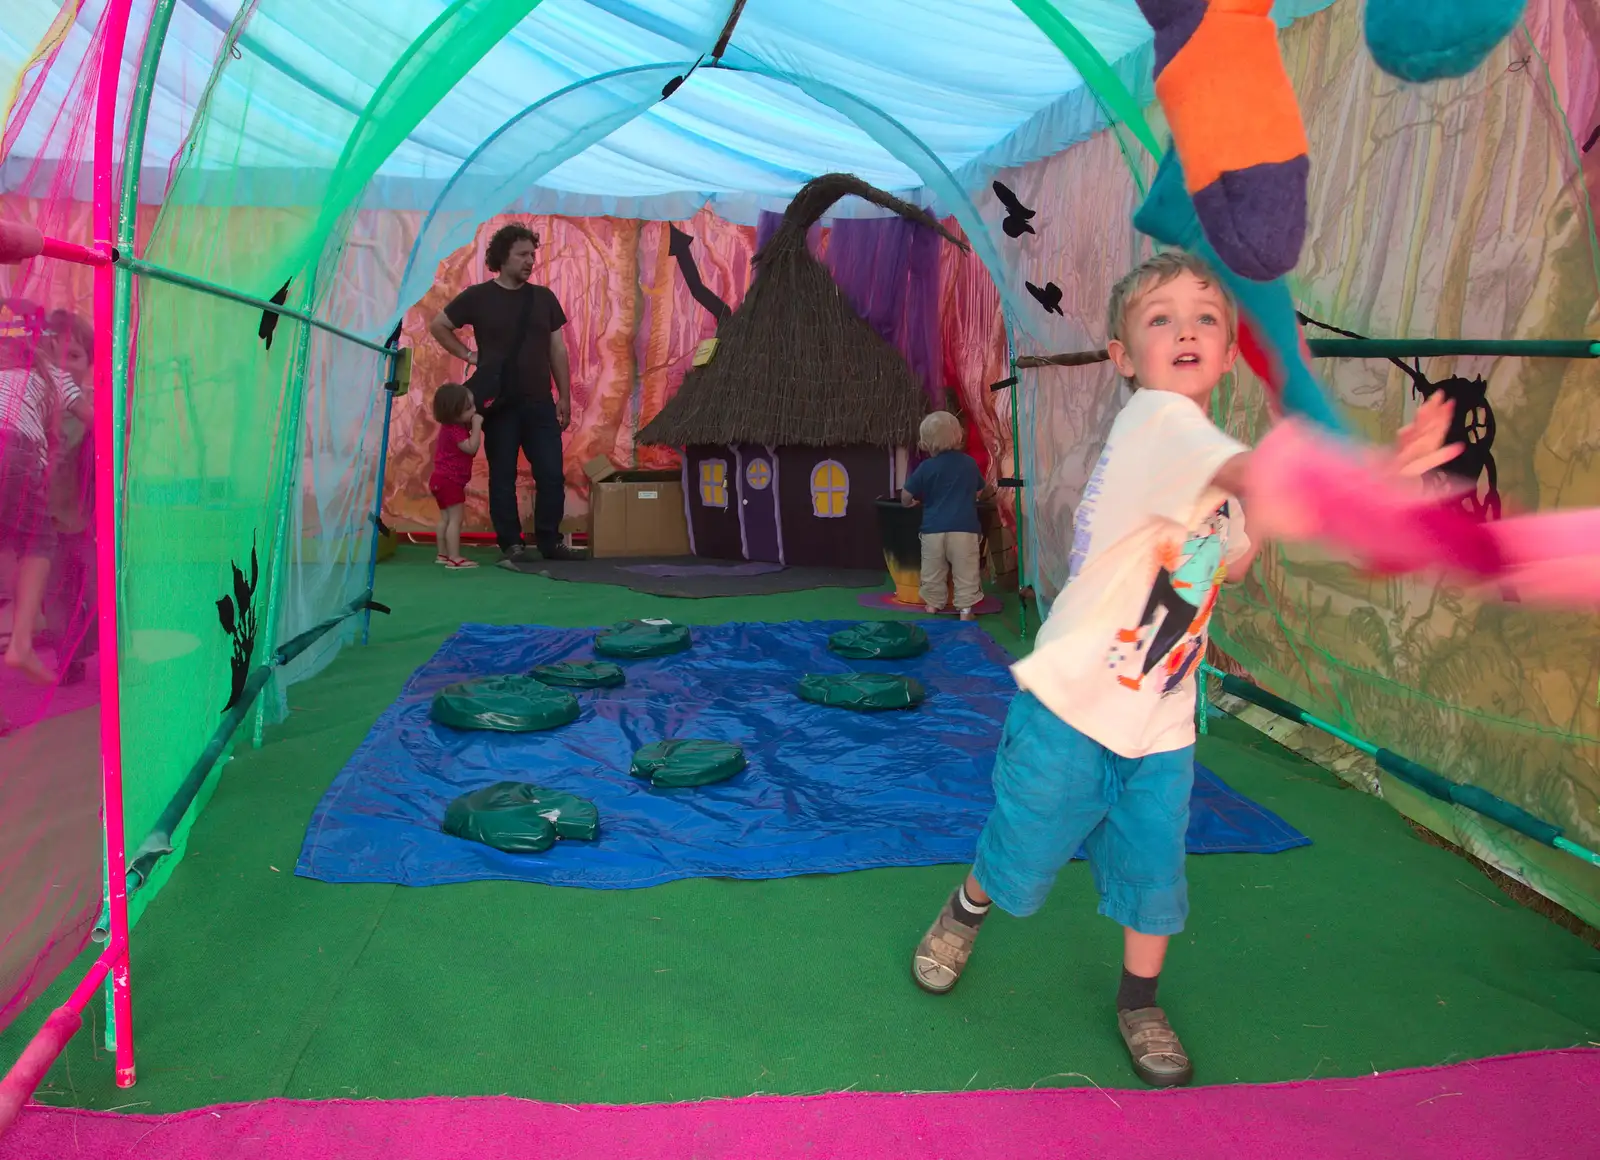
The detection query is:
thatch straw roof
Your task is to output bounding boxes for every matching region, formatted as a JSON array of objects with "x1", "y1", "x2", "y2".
[{"x1": 637, "y1": 173, "x2": 967, "y2": 450}]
